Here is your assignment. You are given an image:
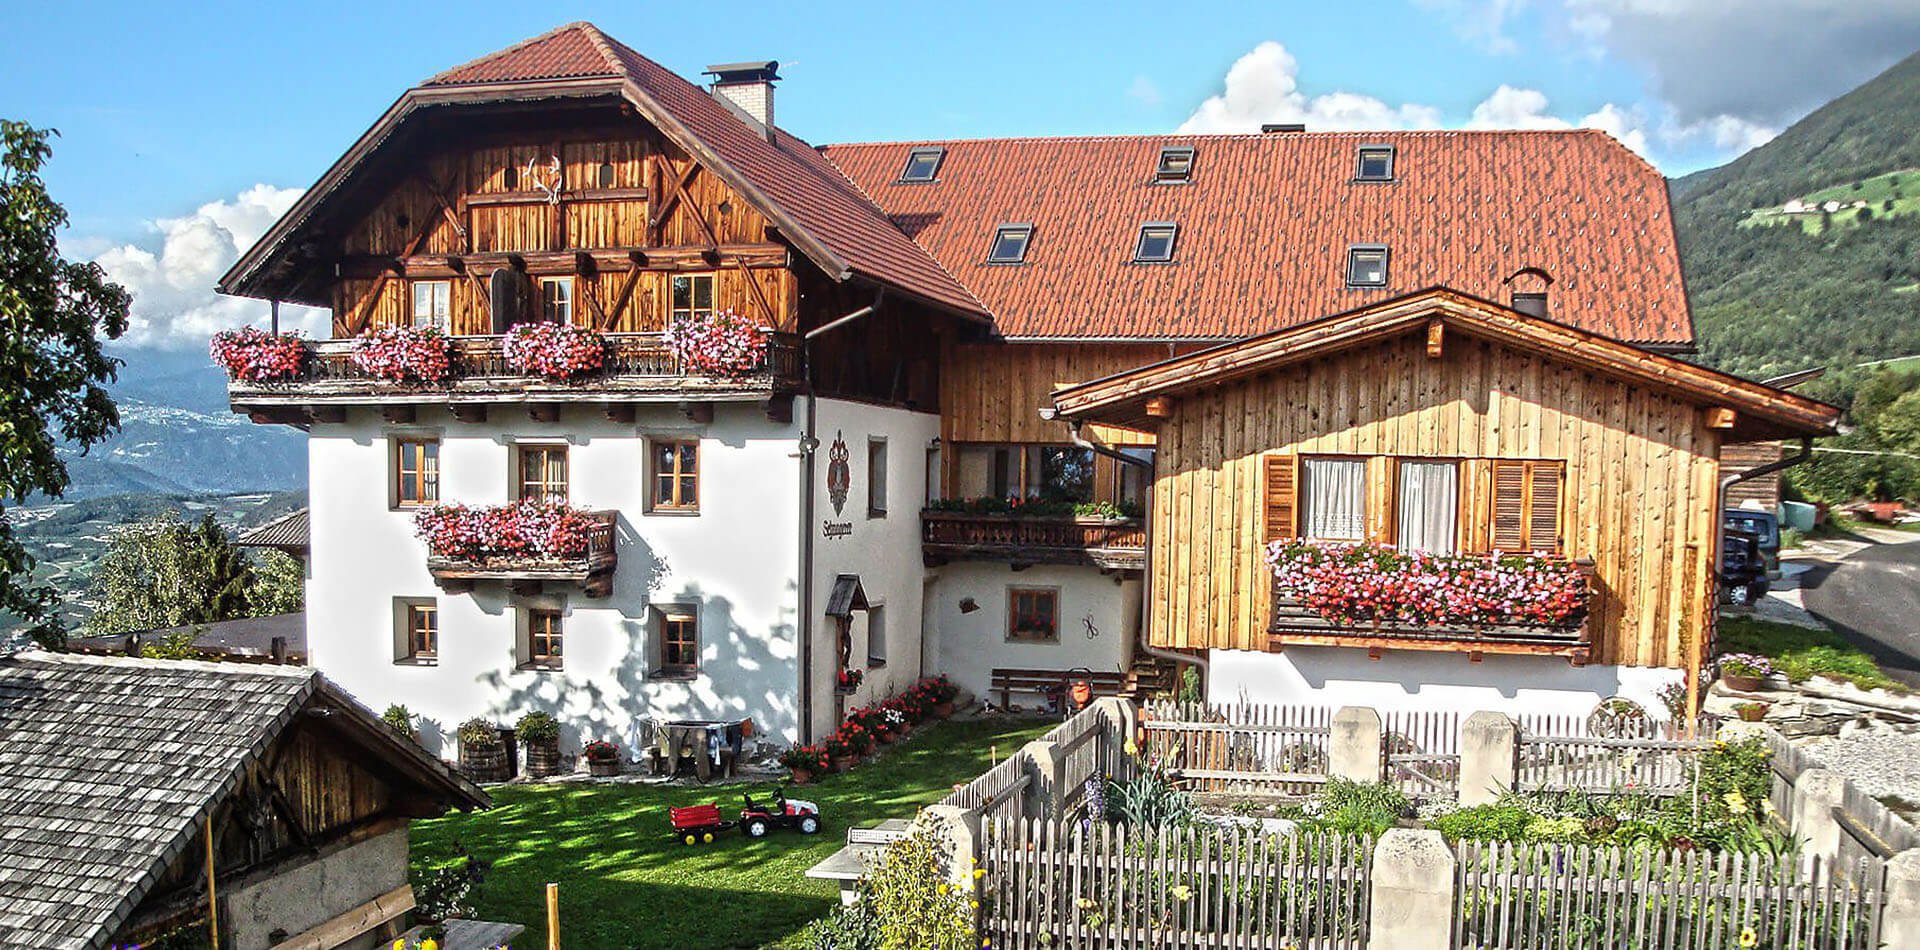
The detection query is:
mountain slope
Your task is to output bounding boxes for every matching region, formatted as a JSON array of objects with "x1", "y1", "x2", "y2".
[{"x1": 1676, "y1": 50, "x2": 1920, "y2": 378}]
